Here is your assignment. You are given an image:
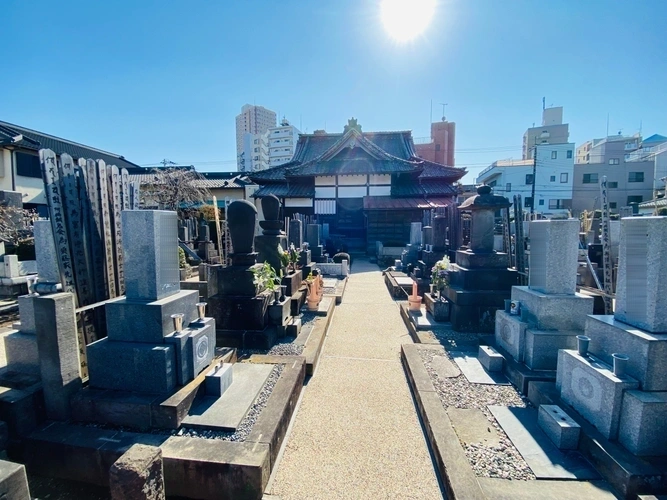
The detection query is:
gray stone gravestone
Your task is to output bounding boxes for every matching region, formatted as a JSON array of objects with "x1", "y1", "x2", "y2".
[
  {"x1": 410, "y1": 222, "x2": 422, "y2": 245},
  {"x1": 529, "y1": 219, "x2": 579, "y2": 295},
  {"x1": 289, "y1": 219, "x2": 303, "y2": 248}
]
